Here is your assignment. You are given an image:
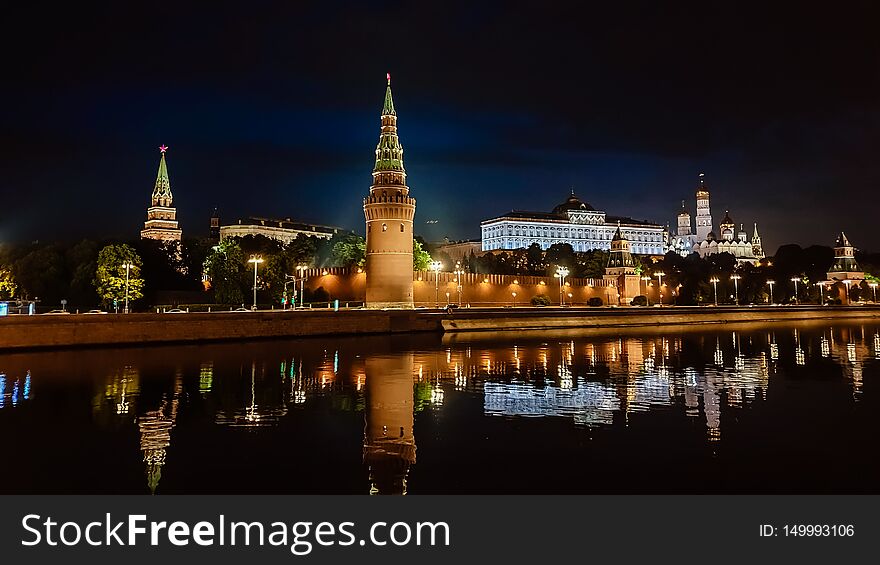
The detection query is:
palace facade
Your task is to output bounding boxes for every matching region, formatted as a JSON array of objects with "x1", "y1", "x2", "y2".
[
  {"x1": 481, "y1": 192, "x2": 665, "y2": 255},
  {"x1": 219, "y1": 216, "x2": 343, "y2": 244}
]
